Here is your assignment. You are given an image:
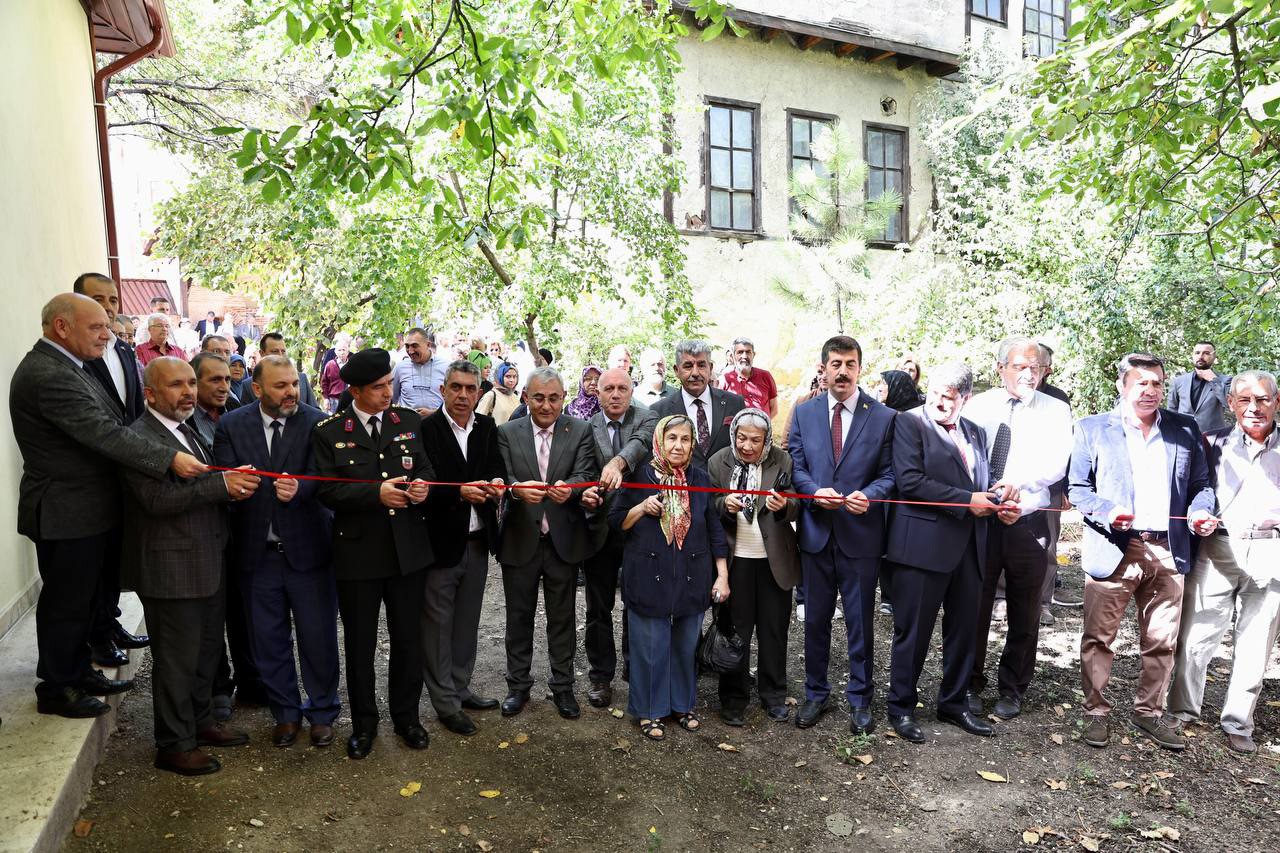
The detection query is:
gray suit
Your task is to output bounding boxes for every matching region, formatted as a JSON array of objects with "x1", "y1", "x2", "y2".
[{"x1": 1167, "y1": 371, "x2": 1232, "y2": 433}]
